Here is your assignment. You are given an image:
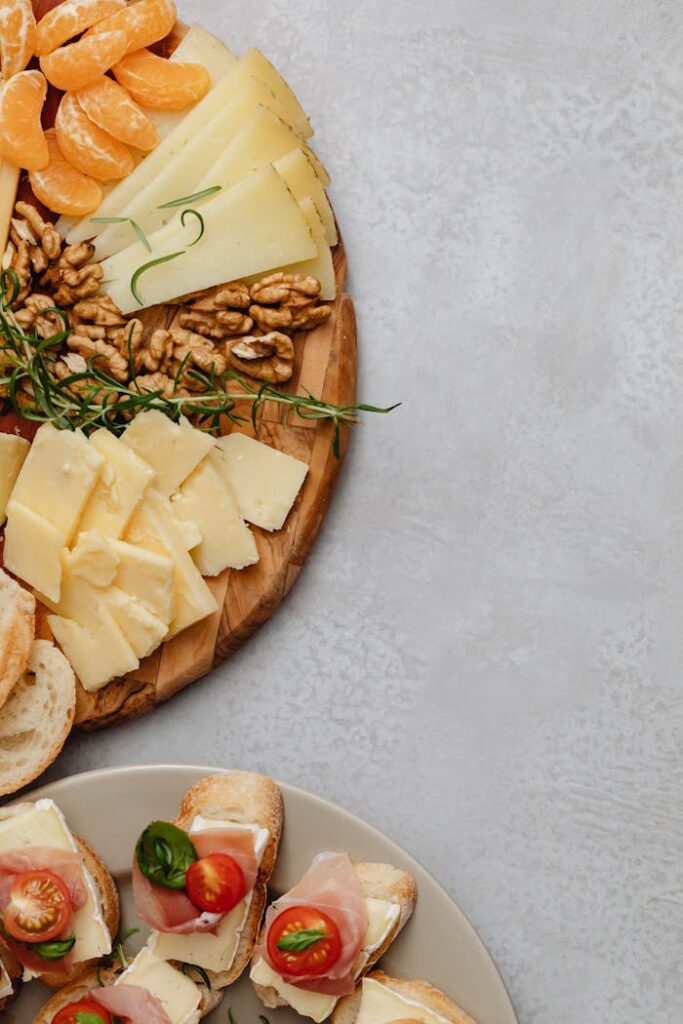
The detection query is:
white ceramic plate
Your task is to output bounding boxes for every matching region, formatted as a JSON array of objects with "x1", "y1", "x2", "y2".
[{"x1": 6, "y1": 765, "x2": 517, "y2": 1024}]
